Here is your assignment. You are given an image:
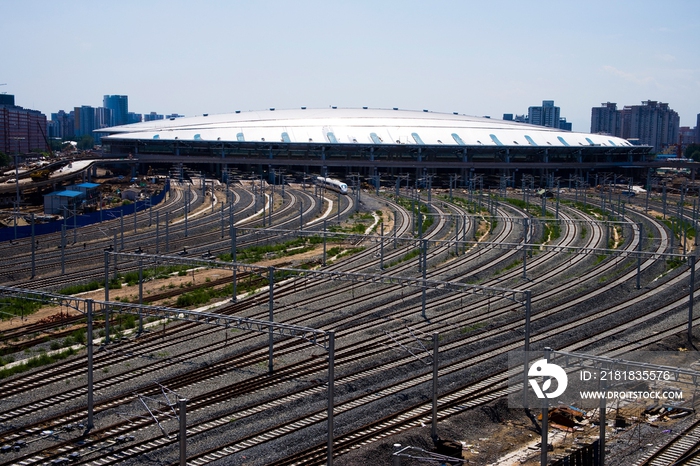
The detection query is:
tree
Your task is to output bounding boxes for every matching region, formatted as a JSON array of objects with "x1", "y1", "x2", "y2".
[
  {"x1": 78, "y1": 135, "x2": 94, "y2": 150},
  {"x1": 685, "y1": 143, "x2": 700, "y2": 162},
  {"x1": 0, "y1": 151, "x2": 10, "y2": 167}
]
